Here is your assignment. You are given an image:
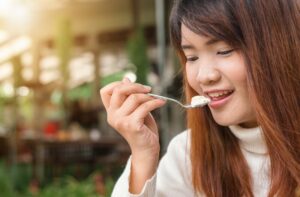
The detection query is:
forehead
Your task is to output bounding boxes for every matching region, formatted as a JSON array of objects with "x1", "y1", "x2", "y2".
[{"x1": 181, "y1": 24, "x2": 220, "y2": 47}]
